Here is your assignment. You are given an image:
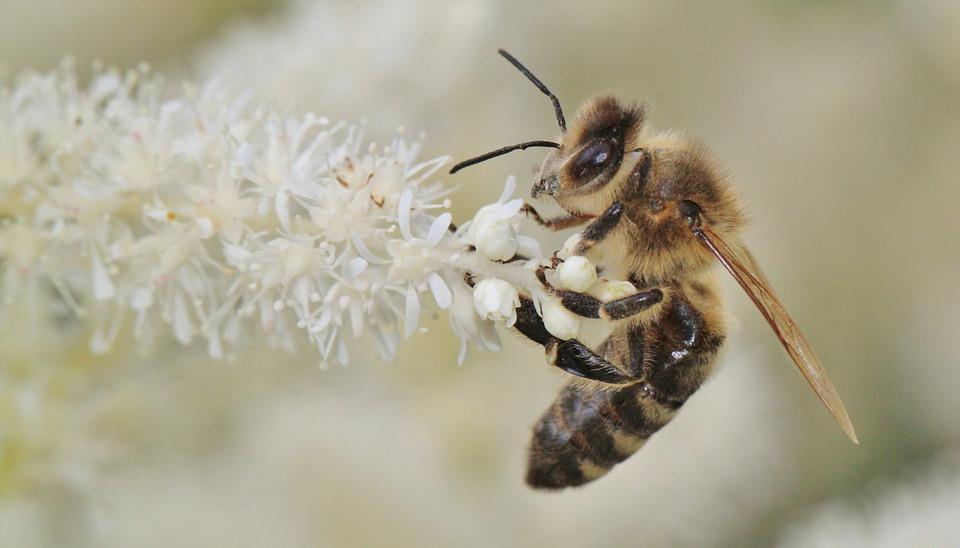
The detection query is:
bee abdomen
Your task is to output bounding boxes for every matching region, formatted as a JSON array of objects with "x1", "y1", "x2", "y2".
[{"x1": 526, "y1": 382, "x2": 677, "y2": 489}]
